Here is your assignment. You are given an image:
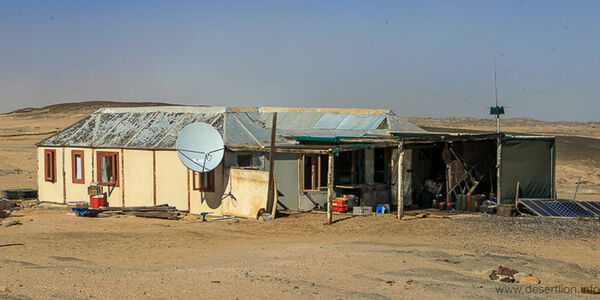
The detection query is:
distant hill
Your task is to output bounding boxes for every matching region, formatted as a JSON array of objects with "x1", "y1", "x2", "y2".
[
  {"x1": 4, "y1": 101, "x2": 181, "y2": 116},
  {"x1": 408, "y1": 117, "x2": 600, "y2": 139}
]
